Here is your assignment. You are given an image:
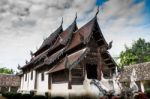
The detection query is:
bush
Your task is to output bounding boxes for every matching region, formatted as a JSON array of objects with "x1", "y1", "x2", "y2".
[
  {"x1": 12, "y1": 93, "x2": 22, "y2": 99},
  {"x1": 145, "y1": 88, "x2": 150, "y2": 94},
  {"x1": 21, "y1": 94, "x2": 32, "y2": 99},
  {"x1": 145, "y1": 88, "x2": 150, "y2": 97},
  {"x1": 31, "y1": 95, "x2": 47, "y2": 99},
  {"x1": 51, "y1": 97, "x2": 65, "y2": 99},
  {"x1": 2, "y1": 92, "x2": 14, "y2": 99}
]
